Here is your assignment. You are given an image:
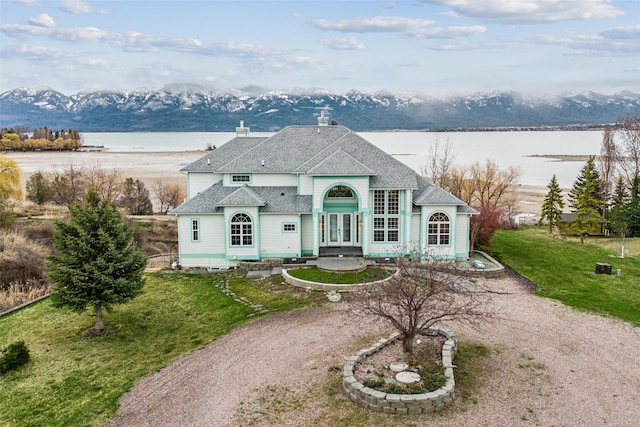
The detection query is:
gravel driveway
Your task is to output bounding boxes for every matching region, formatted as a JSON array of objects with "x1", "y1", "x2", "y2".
[{"x1": 110, "y1": 275, "x2": 640, "y2": 426}]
